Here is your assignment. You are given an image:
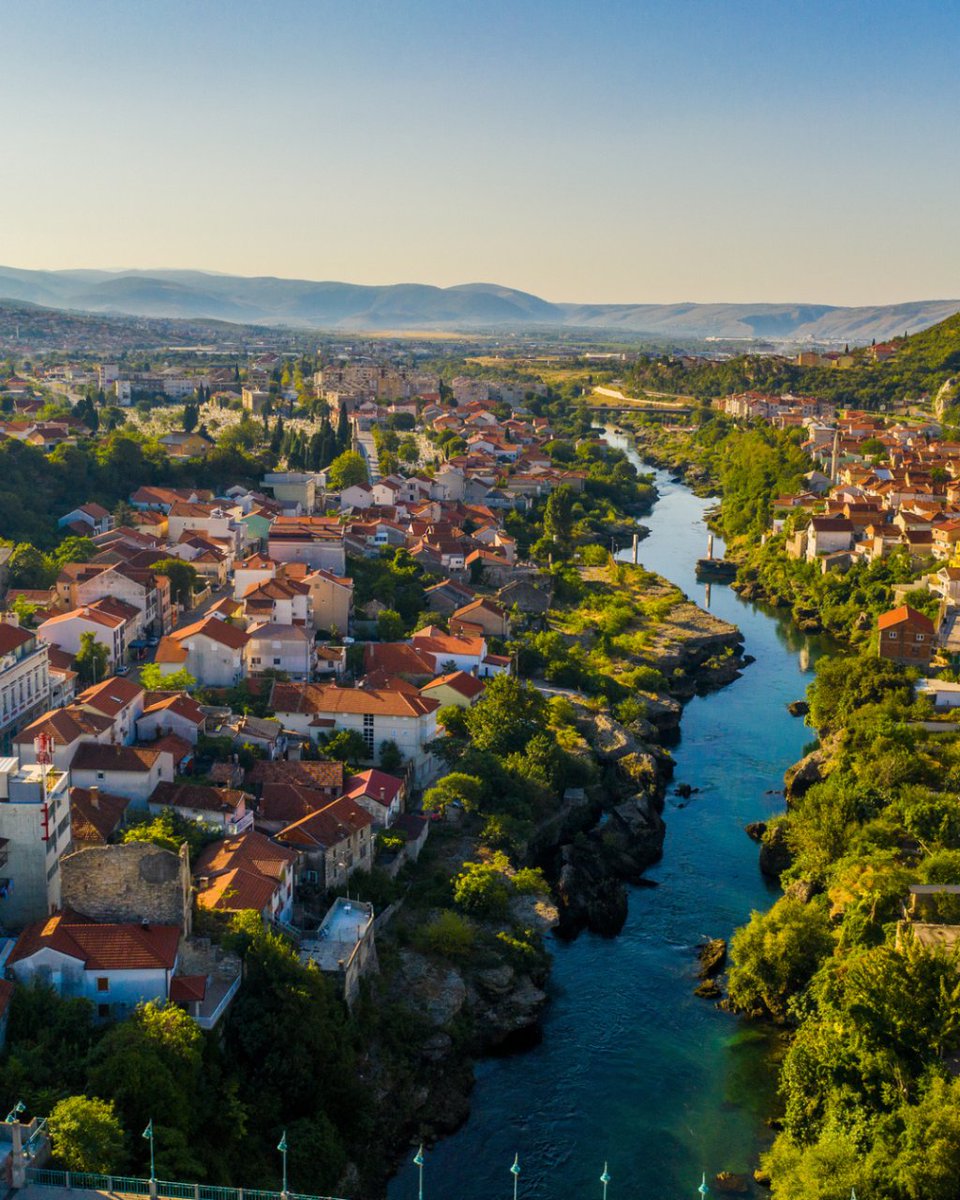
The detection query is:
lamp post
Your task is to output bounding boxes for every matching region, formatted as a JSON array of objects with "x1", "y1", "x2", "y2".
[
  {"x1": 510, "y1": 1154, "x2": 520, "y2": 1200},
  {"x1": 600, "y1": 1163, "x2": 611, "y2": 1200},
  {"x1": 143, "y1": 1120, "x2": 156, "y2": 1198},
  {"x1": 413, "y1": 1144, "x2": 425, "y2": 1200},
  {"x1": 4, "y1": 1101, "x2": 25, "y2": 1124},
  {"x1": 278, "y1": 1130, "x2": 288, "y2": 1198},
  {"x1": 698, "y1": 1174, "x2": 709, "y2": 1197}
]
